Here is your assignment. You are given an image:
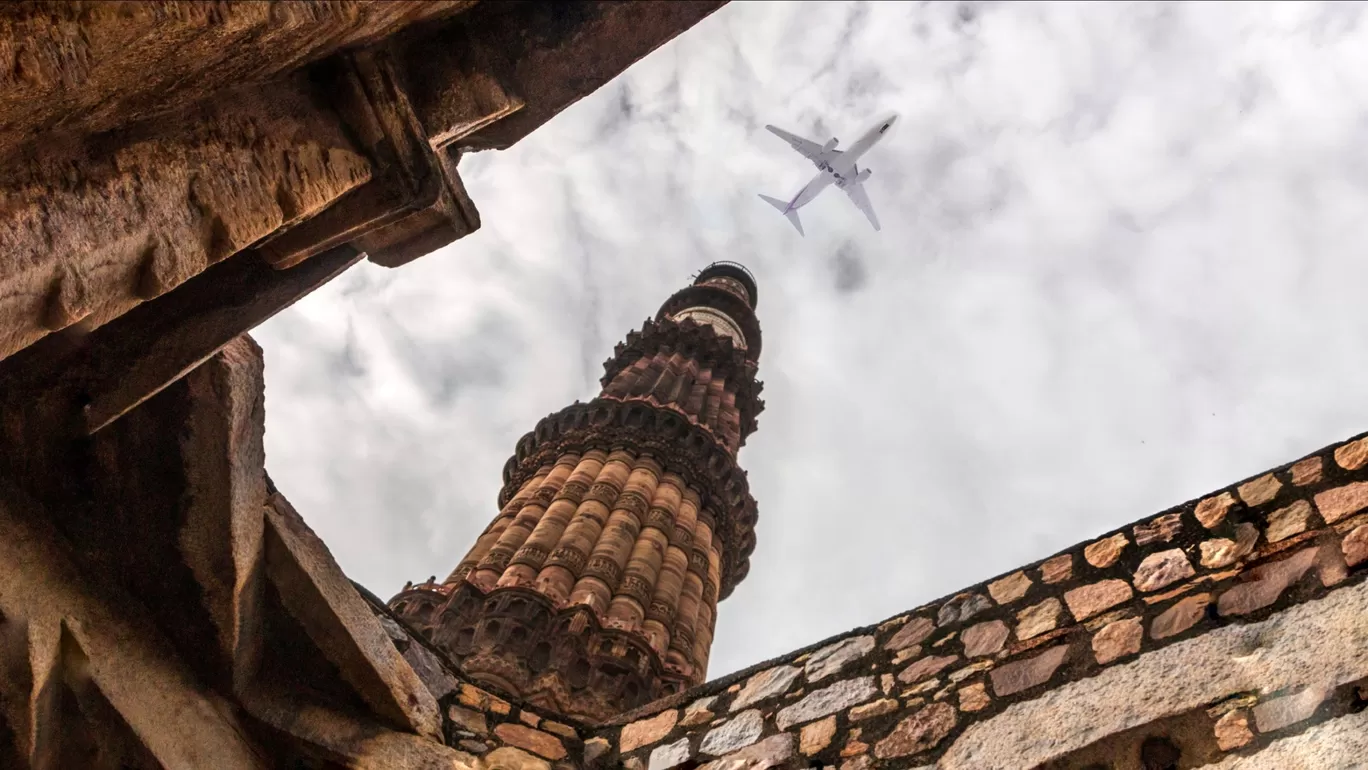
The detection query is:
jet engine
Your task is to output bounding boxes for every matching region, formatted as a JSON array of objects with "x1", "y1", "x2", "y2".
[
  {"x1": 822, "y1": 137, "x2": 839, "y2": 153},
  {"x1": 855, "y1": 168, "x2": 872, "y2": 183}
]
